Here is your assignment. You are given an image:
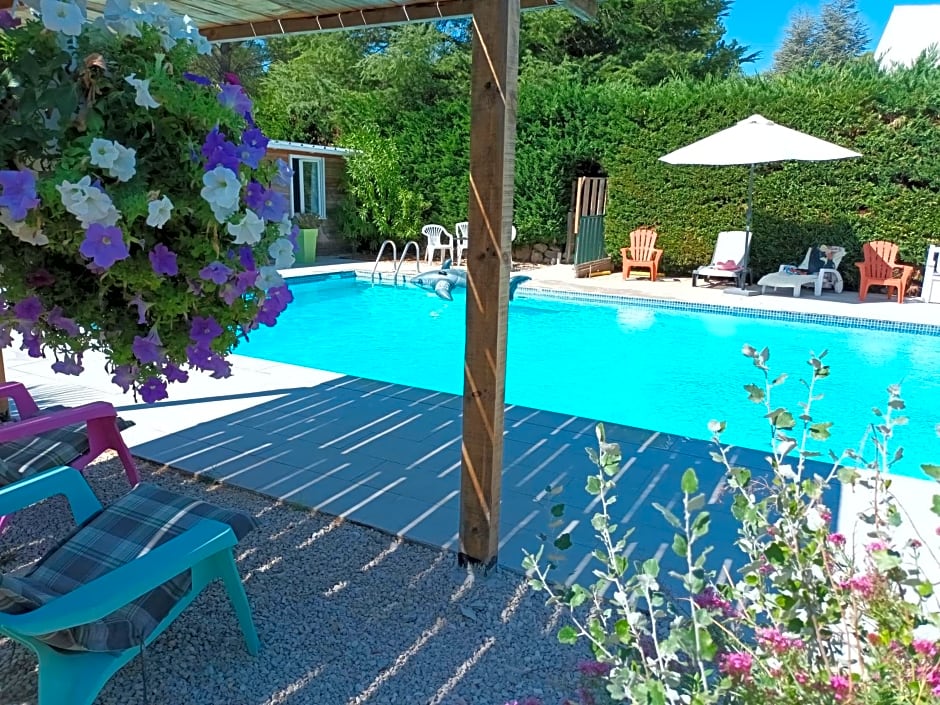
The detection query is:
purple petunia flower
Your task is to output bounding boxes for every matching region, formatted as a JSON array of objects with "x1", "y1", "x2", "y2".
[
  {"x1": 201, "y1": 126, "x2": 240, "y2": 172},
  {"x1": 139, "y1": 376, "x2": 168, "y2": 403},
  {"x1": 20, "y1": 329, "x2": 42, "y2": 358},
  {"x1": 51, "y1": 354, "x2": 83, "y2": 376},
  {"x1": 0, "y1": 170, "x2": 39, "y2": 220},
  {"x1": 199, "y1": 261, "x2": 232, "y2": 285},
  {"x1": 112, "y1": 364, "x2": 136, "y2": 393},
  {"x1": 132, "y1": 328, "x2": 163, "y2": 364},
  {"x1": 218, "y1": 83, "x2": 252, "y2": 120},
  {"x1": 190, "y1": 315, "x2": 223, "y2": 346},
  {"x1": 80, "y1": 224, "x2": 130, "y2": 269},
  {"x1": 0, "y1": 326, "x2": 12, "y2": 348},
  {"x1": 13, "y1": 296, "x2": 43, "y2": 322},
  {"x1": 205, "y1": 353, "x2": 232, "y2": 379},
  {"x1": 26, "y1": 269, "x2": 55, "y2": 288},
  {"x1": 238, "y1": 245, "x2": 256, "y2": 271},
  {"x1": 287, "y1": 222, "x2": 300, "y2": 251},
  {"x1": 183, "y1": 72, "x2": 212, "y2": 86},
  {"x1": 129, "y1": 293, "x2": 152, "y2": 325},
  {"x1": 244, "y1": 181, "x2": 288, "y2": 223},
  {"x1": 0, "y1": 10, "x2": 21, "y2": 29},
  {"x1": 185, "y1": 343, "x2": 213, "y2": 369},
  {"x1": 238, "y1": 127, "x2": 269, "y2": 169},
  {"x1": 47, "y1": 306, "x2": 80, "y2": 336},
  {"x1": 223, "y1": 72, "x2": 241, "y2": 86},
  {"x1": 163, "y1": 363, "x2": 189, "y2": 384},
  {"x1": 149, "y1": 243, "x2": 179, "y2": 276}
]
